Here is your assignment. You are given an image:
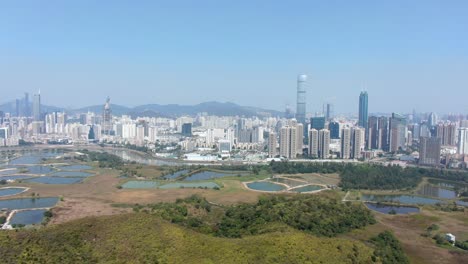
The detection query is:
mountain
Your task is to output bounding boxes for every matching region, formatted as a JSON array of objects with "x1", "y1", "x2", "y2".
[{"x1": 0, "y1": 100, "x2": 283, "y2": 118}]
